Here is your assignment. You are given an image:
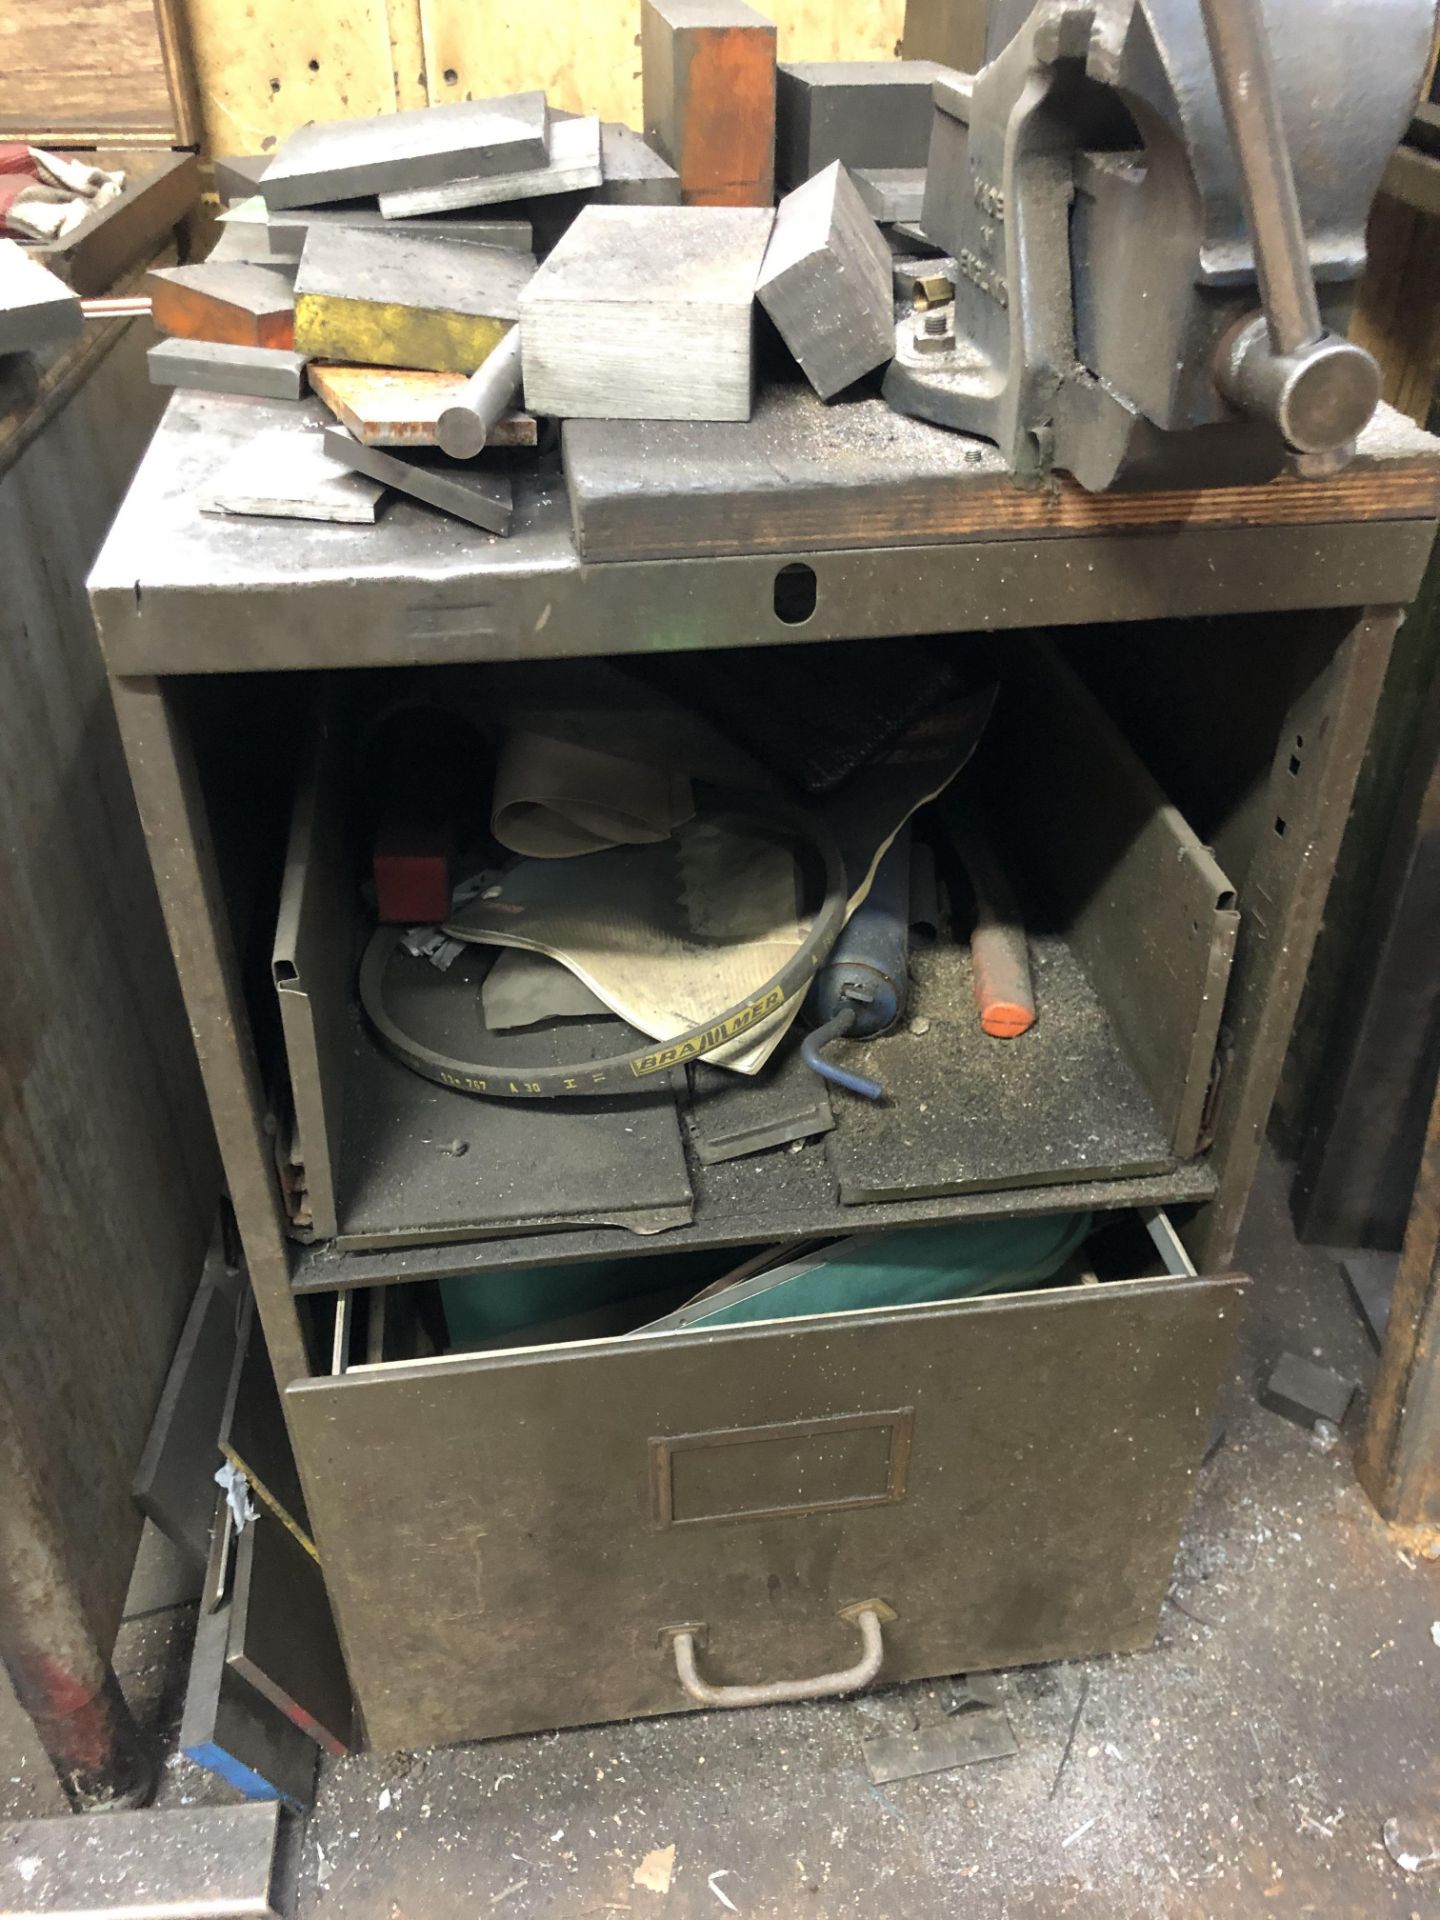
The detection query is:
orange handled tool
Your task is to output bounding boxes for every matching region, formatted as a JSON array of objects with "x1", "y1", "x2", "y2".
[{"x1": 941, "y1": 800, "x2": 1036, "y2": 1040}]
